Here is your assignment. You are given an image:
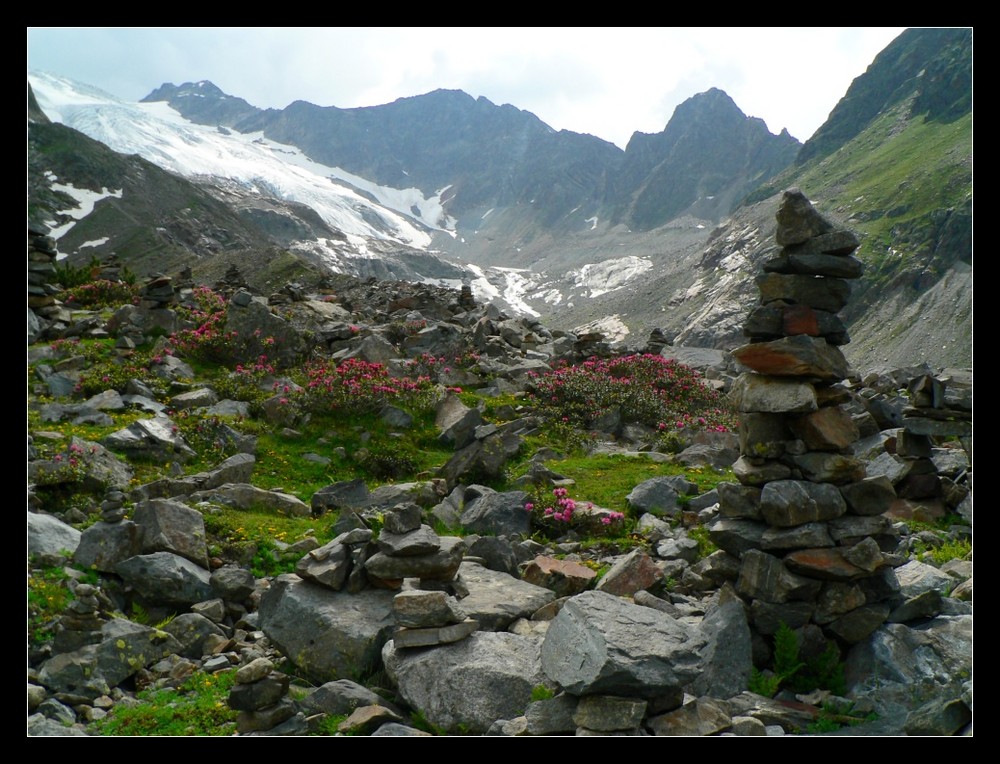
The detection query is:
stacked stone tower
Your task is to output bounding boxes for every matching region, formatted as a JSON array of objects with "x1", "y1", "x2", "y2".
[{"x1": 721, "y1": 189, "x2": 900, "y2": 649}]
